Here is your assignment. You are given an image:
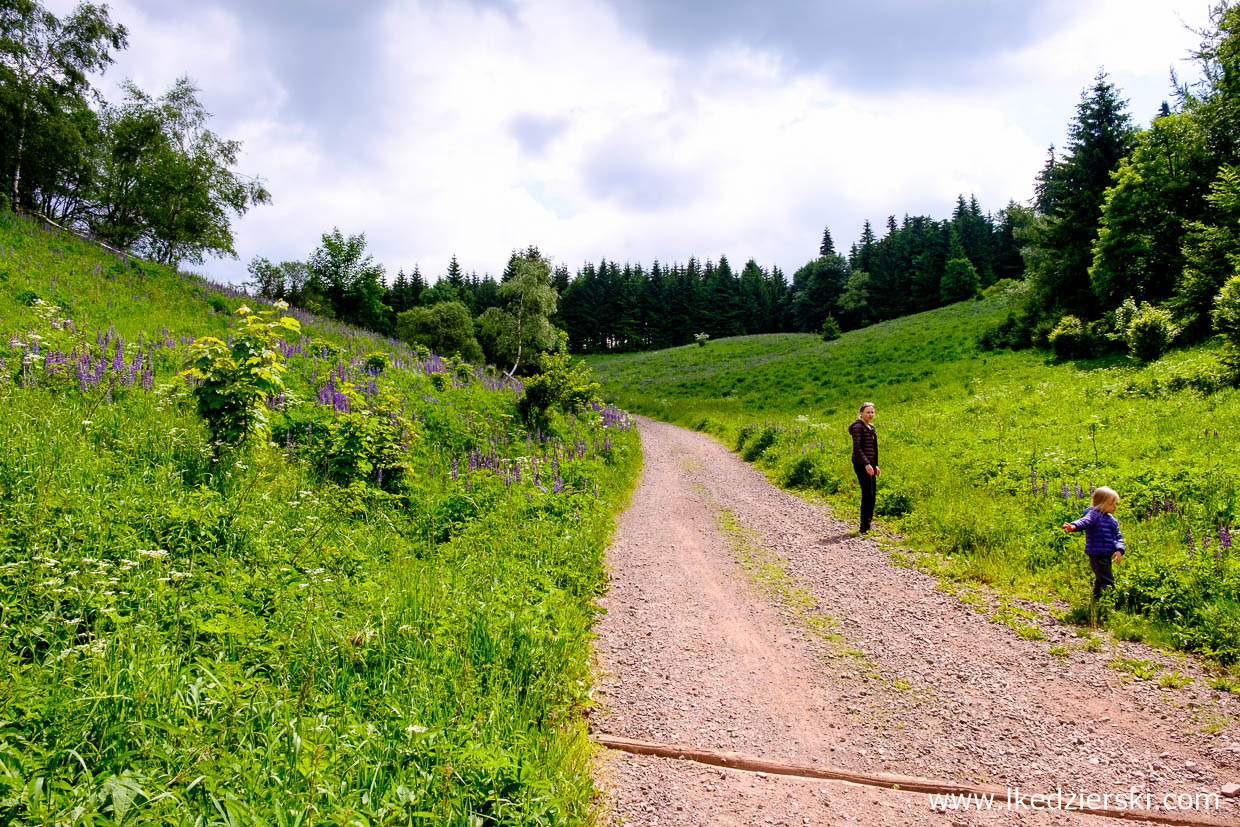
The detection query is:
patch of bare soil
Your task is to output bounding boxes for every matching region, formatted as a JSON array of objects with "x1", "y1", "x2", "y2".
[{"x1": 591, "y1": 417, "x2": 1240, "y2": 826}]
